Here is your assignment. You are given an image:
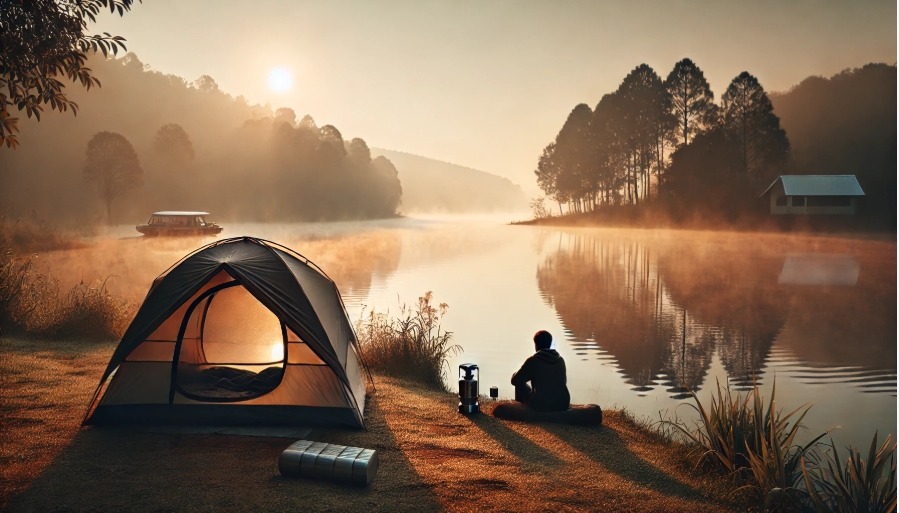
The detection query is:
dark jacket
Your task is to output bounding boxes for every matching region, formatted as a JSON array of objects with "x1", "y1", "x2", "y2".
[{"x1": 511, "y1": 349, "x2": 570, "y2": 412}]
